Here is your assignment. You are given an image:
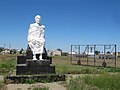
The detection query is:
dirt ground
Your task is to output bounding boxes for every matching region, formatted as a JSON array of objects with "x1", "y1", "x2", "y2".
[
  {"x1": 0, "y1": 74, "x2": 67, "y2": 90},
  {"x1": 6, "y1": 82, "x2": 66, "y2": 90},
  {"x1": 5, "y1": 74, "x2": 89, "y2": 90},
  {"x1": 0, "y1": 75, "x2": 4, "y2": 81},
  {"x1": 0, "y1": 75, "x2": 66, "y2": 90}
]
